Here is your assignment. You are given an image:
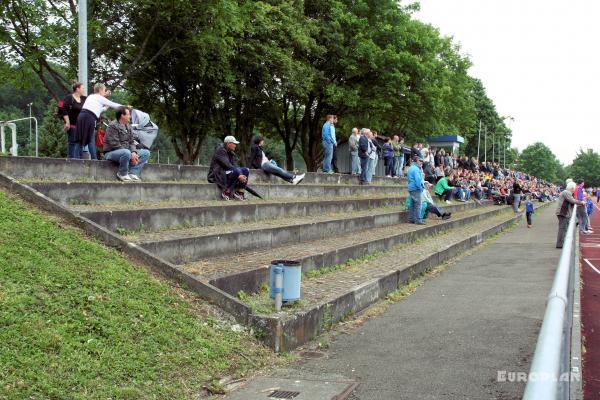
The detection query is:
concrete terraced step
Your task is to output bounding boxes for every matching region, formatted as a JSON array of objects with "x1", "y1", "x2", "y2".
[
  {"x1": 183, "y1": 205, "x2": 508, "y2": 296},
  {"x1": 1, "y1": 155, "x2": 402, "y2": 186},
  {"x1": 25, "y1": 181, "x2": 405, "y2": 205},
  {"x1": 131, "y1": 201, "x2": 484, "y2": 264},
  {"x1": 252, "y1": 208, "x2": 521, "y2": 351},
  {"x1": 73, "y1": 195, "x2": 407, "y2": 232}
]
